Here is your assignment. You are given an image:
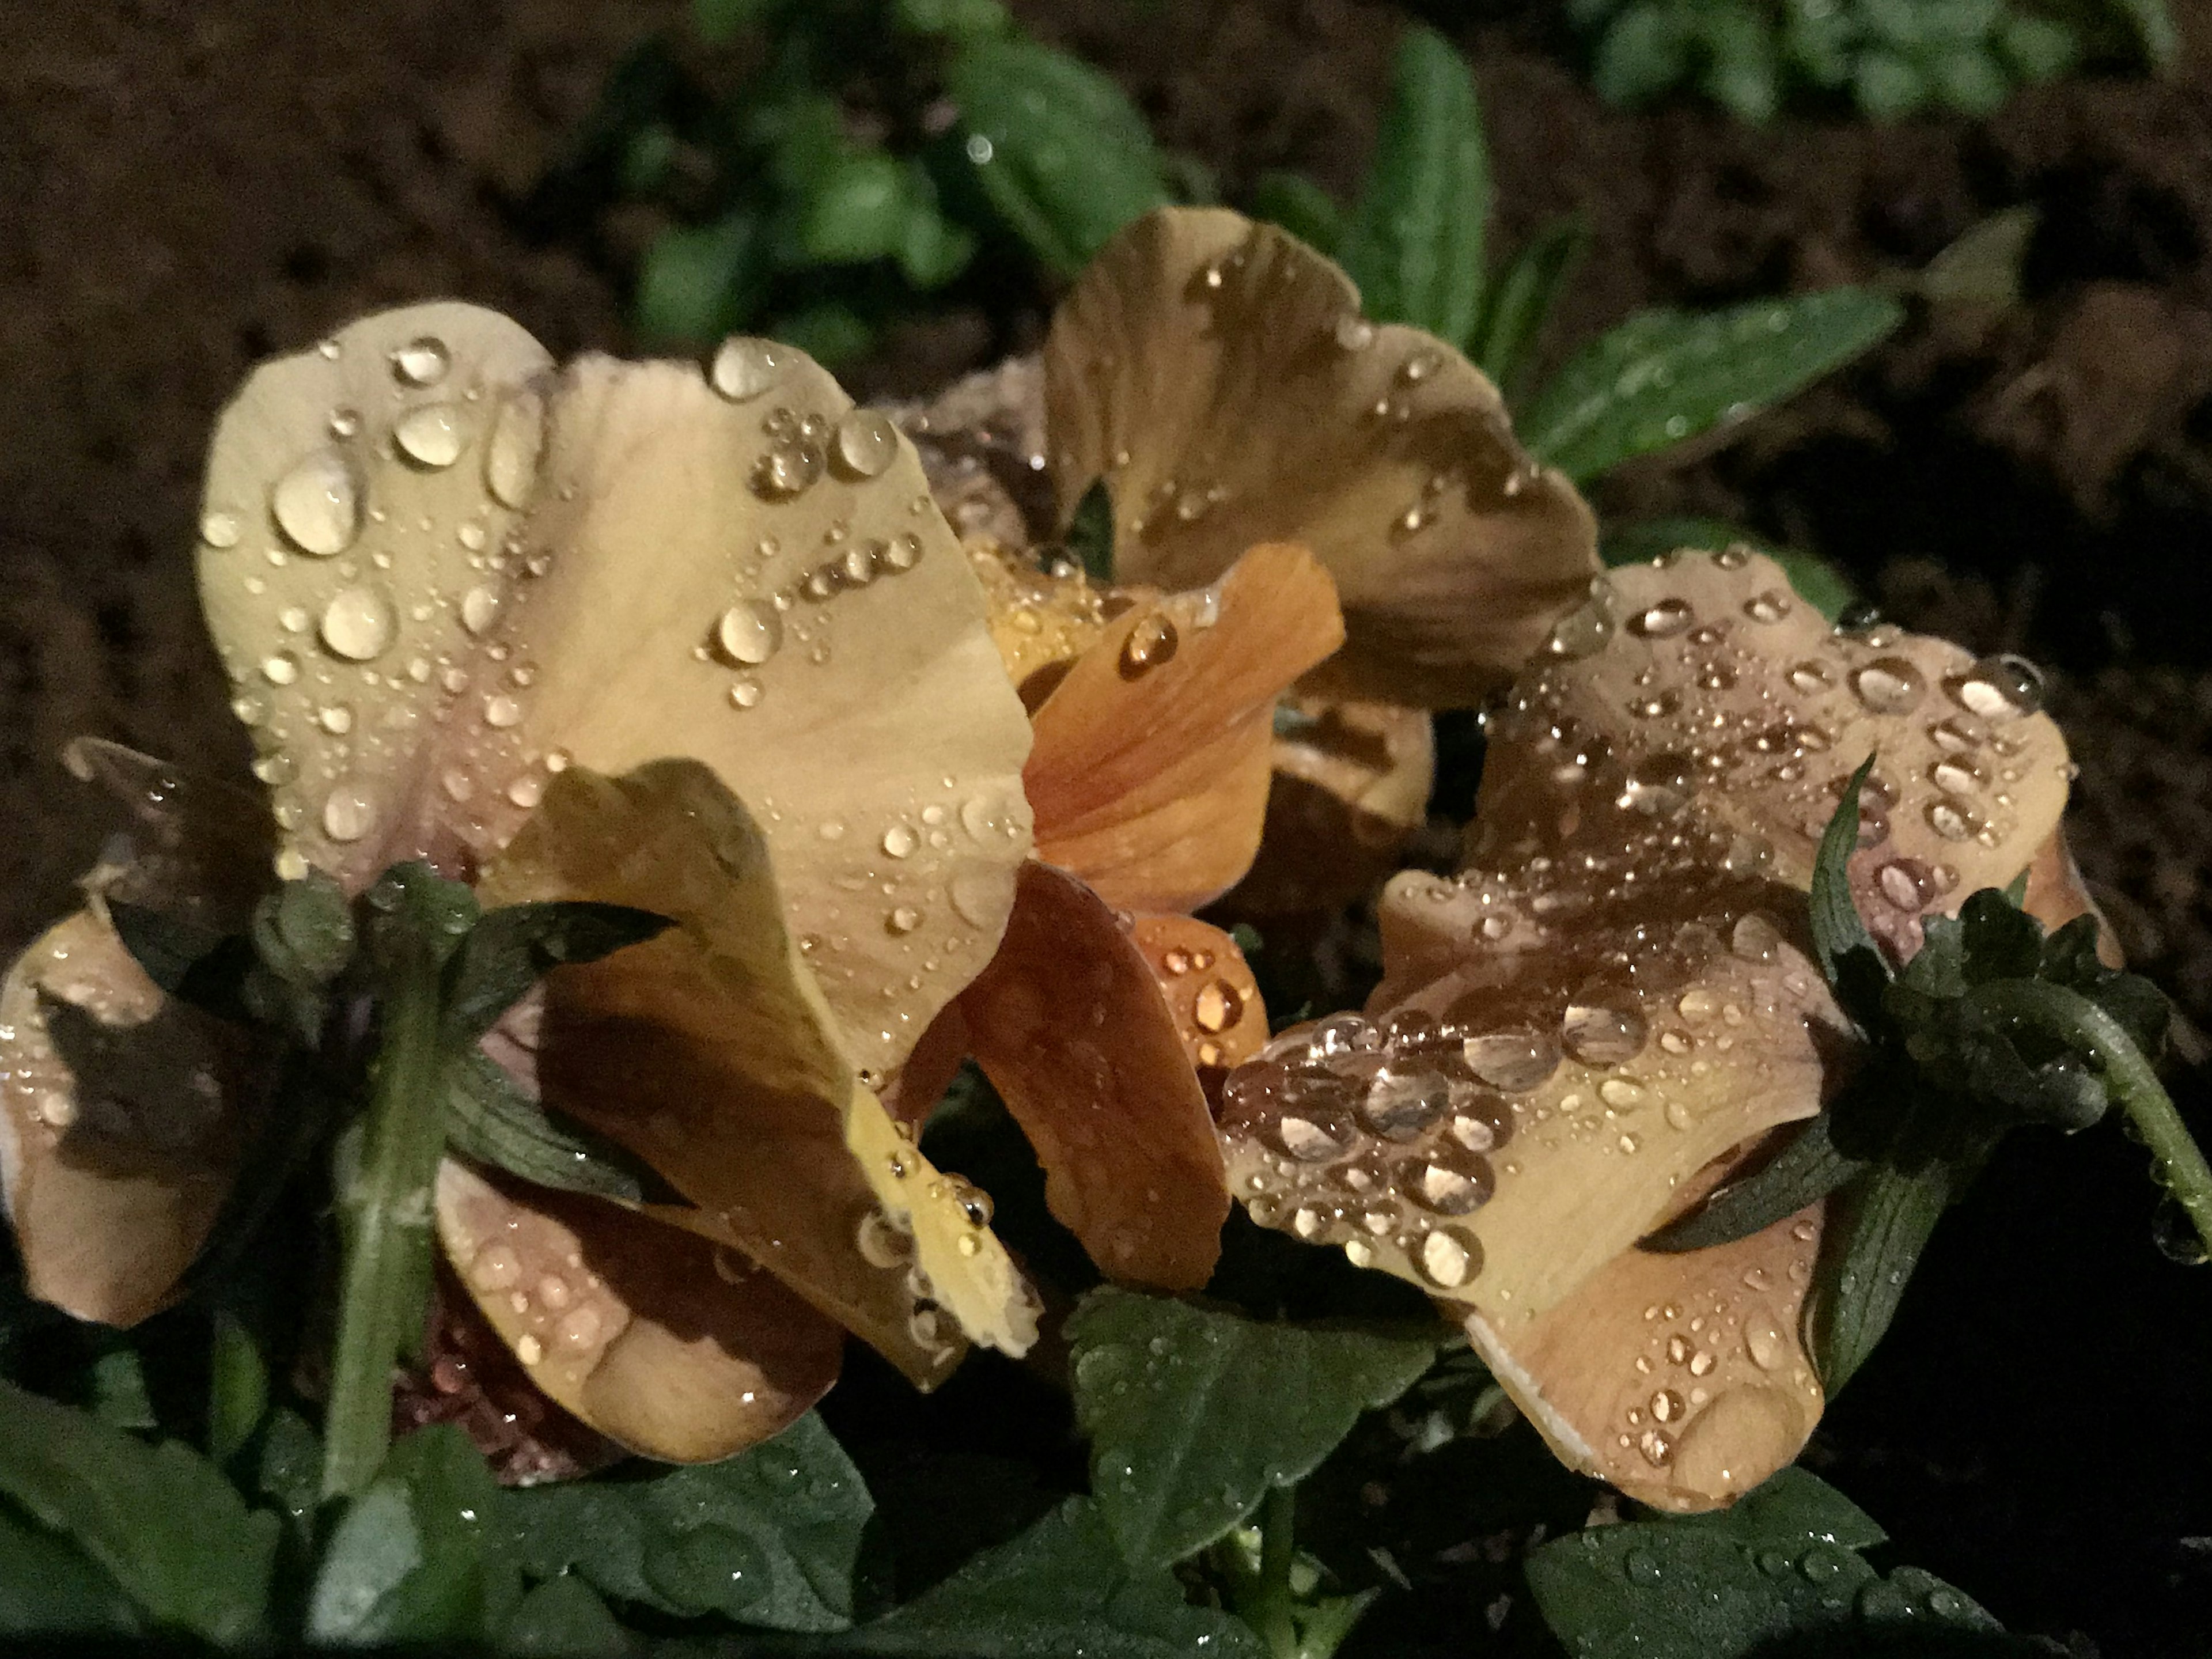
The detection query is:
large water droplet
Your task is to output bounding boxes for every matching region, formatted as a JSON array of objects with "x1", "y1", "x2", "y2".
[
  {"x1": 711, "y1": 336, "x2": 785, "y2": 402},
  {"x1": 391, "y1": 336, "x2": 450, "y2": 387},
  {"x1": 1951, "y1": 653, "x2": 2044, "y2": 719},
  {"x1": 1194, "y1": 979, "x2": 1244, "y2": 1034},
  {"x1": 882, "y1": 823, "x2": 918, "y2": 859},
  {"x1": 1851, "y1": 657, "x2": 1925, "y2": 715},
  {"x1": 1629, "y1": 597, "x2": 1694, "y2": 638},
  {"x1": 460, "y1": 586, "x2": 501, "y2": 636},
  {"x1": 1744, "y1": 1315, "x2": 1787, "y2": 1370},
  {"x1": 321, "y1": 779, "x2": 377, "y2": 843},
  {"x1": 200, "y1": 509, "x2": 242, "y2": 549},
  {"x1": 1120, "y1": 613, "x2": 1179, "y2": 676},
  {"x1": 1417, "y1": 1226, "x2": 1480, "y2": 1289},
  {"x1": 1359, "y1": 1066, "x2": 1448, "y2": 1141},
  {"x1": 833, "y1": 410, "x2": 899, "y2": 478},
  {"x1": 271, "y1": 448, "x2": 359, "y2": 556},
  {"x1": 485, "y1": 390, "x2": 544, "y2": 509},
  {"x1": 752, "y1": 441, "x2": 824, "y2": 500},
  {"x1": 1463, "y1": 1029, "x2": 1560, "y2": 1093},
  {"x1": 320, "y1": 585, "x2": 396, "y2": 661},
  {"x1": 715, "y1": 601, "x2": 783, "y2": 666},
  {"x1": 394, "y1": 403, "x2": 467, "y2": 469},
  {"x1": 1562, "y1": 1003, "x2": 1647, "y2": 1065}
]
